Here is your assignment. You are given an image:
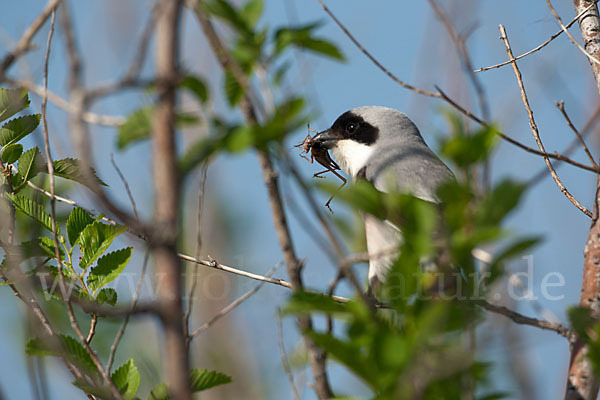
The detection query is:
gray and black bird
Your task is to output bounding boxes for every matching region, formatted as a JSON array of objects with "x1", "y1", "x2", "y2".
[{"x1": 314, "y1": 106, "x2": 454, "y2": 289}]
